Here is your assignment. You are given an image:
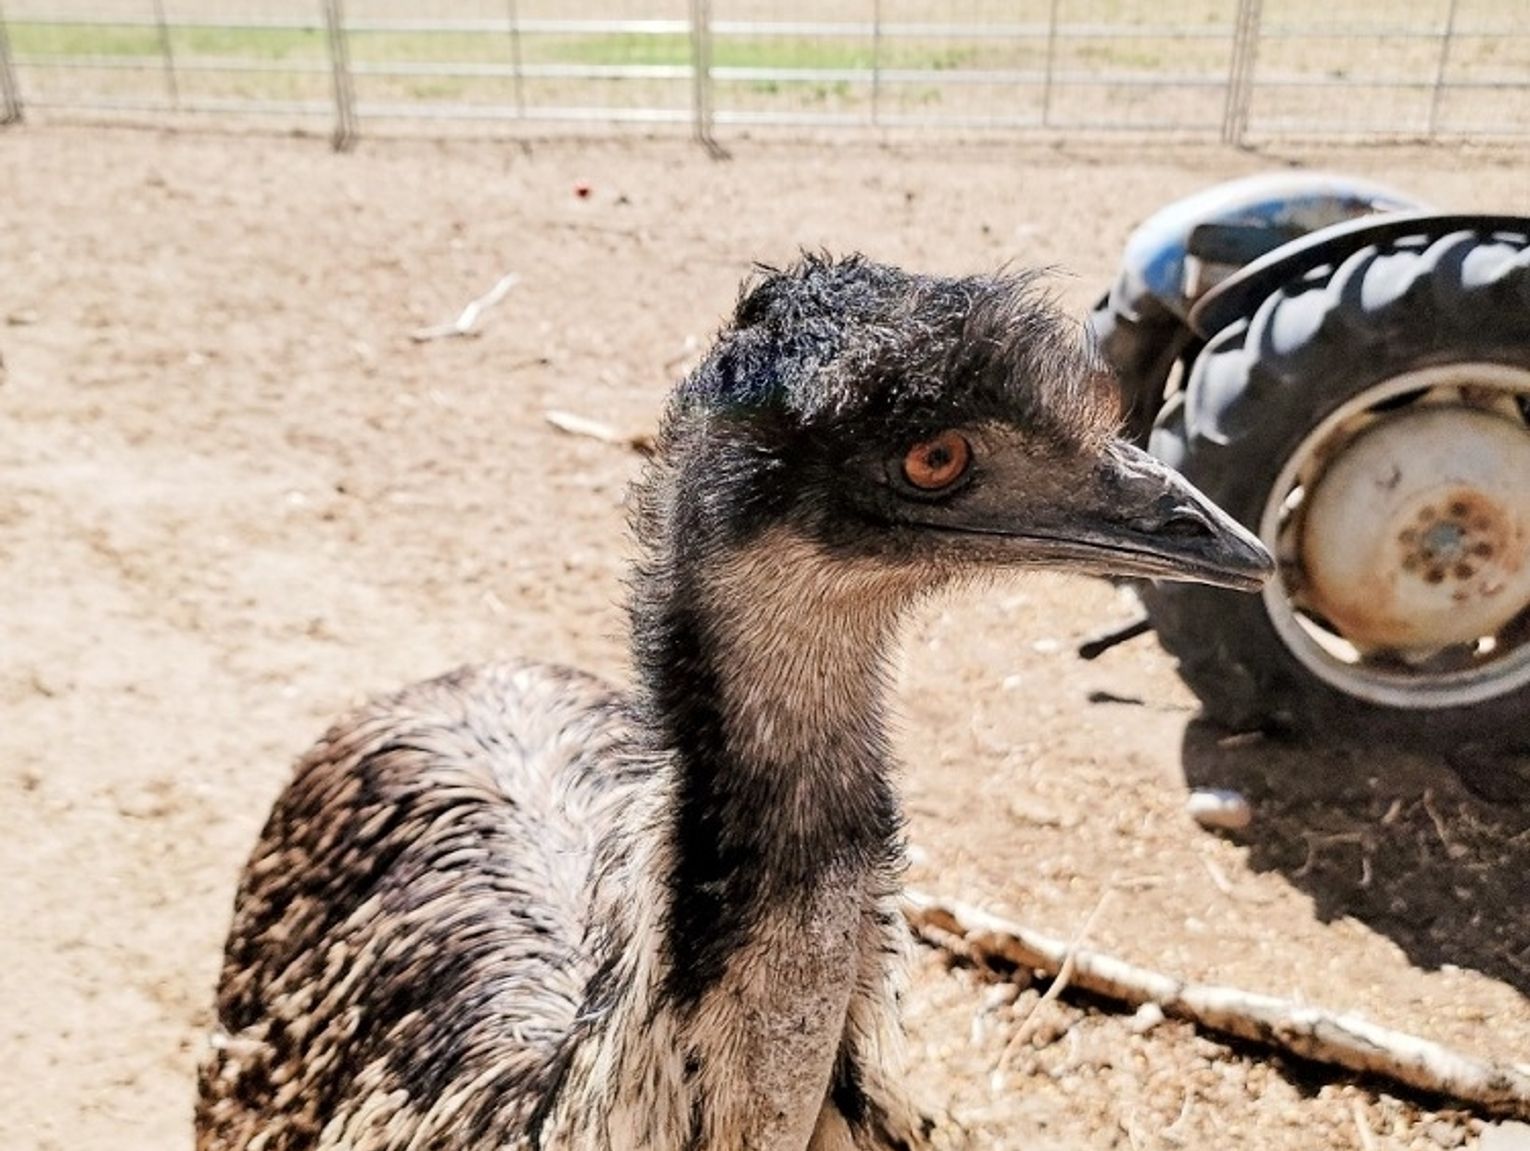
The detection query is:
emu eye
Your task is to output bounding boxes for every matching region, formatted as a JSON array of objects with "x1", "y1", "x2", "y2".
[{"x1": 902, "y1": 431, "x2": 971, "y2": 492}]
